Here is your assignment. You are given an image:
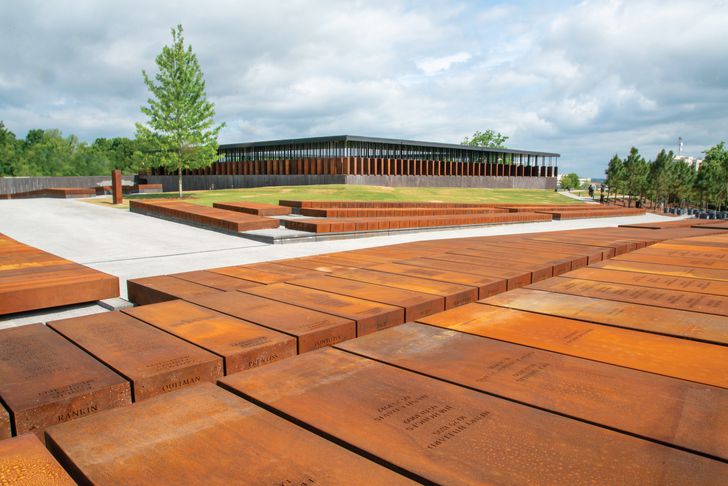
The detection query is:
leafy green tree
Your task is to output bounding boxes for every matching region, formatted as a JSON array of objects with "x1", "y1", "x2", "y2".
[
  {"x1": 135, "y1": 24, "x2": 224, "y2": 196},
  {"x1": 648, "y1": 149, "x2": 675, "y2": 208},
  {"x1": 560, "y1": 172, "x2": 580, "y2": 191},
  {"x1": 698, "y1": 142, "x2": 728, "y2": 209},
  {"x1": 605, "y1": 154, "x2": 624, "y2": 203},
  {"x1": 461, "y1": 130, "x2": 509, "y2": 149},
  {"x1": 0, "y1": 121, "x2": 20, "y2": 176},
  {"x1": 622, "y1": 147, "x2": 649, "y2": 207},
  {"x1": 667, "y1": 158, "x2": 695, "y2": 207}
]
